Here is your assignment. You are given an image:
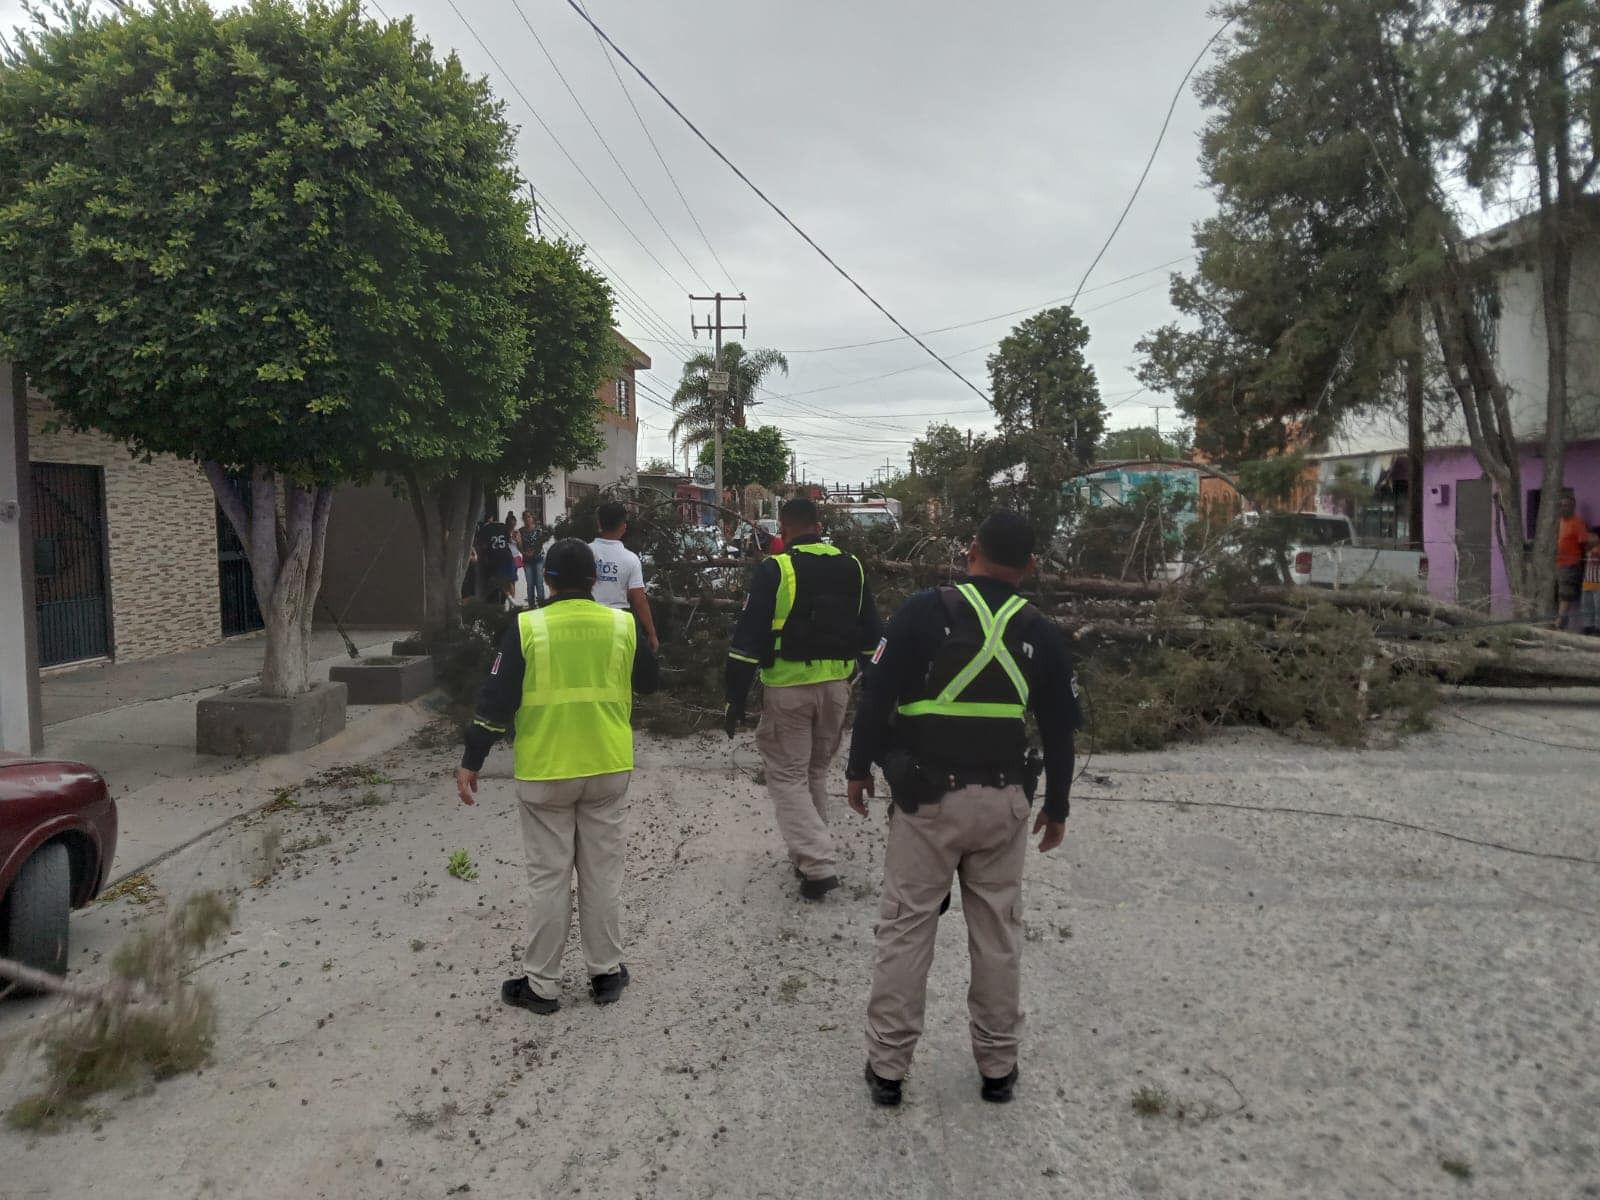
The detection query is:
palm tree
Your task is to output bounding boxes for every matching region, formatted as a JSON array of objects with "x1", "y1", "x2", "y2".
[{"x1": 670, "y1": 342, "x2": 788, "y2": 451}]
